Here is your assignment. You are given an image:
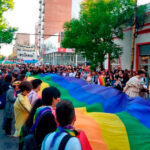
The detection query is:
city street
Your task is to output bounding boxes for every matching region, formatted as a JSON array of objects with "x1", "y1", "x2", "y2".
[{"x1": 0, "y1": 110, "x2": 18, "y2": 150}]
